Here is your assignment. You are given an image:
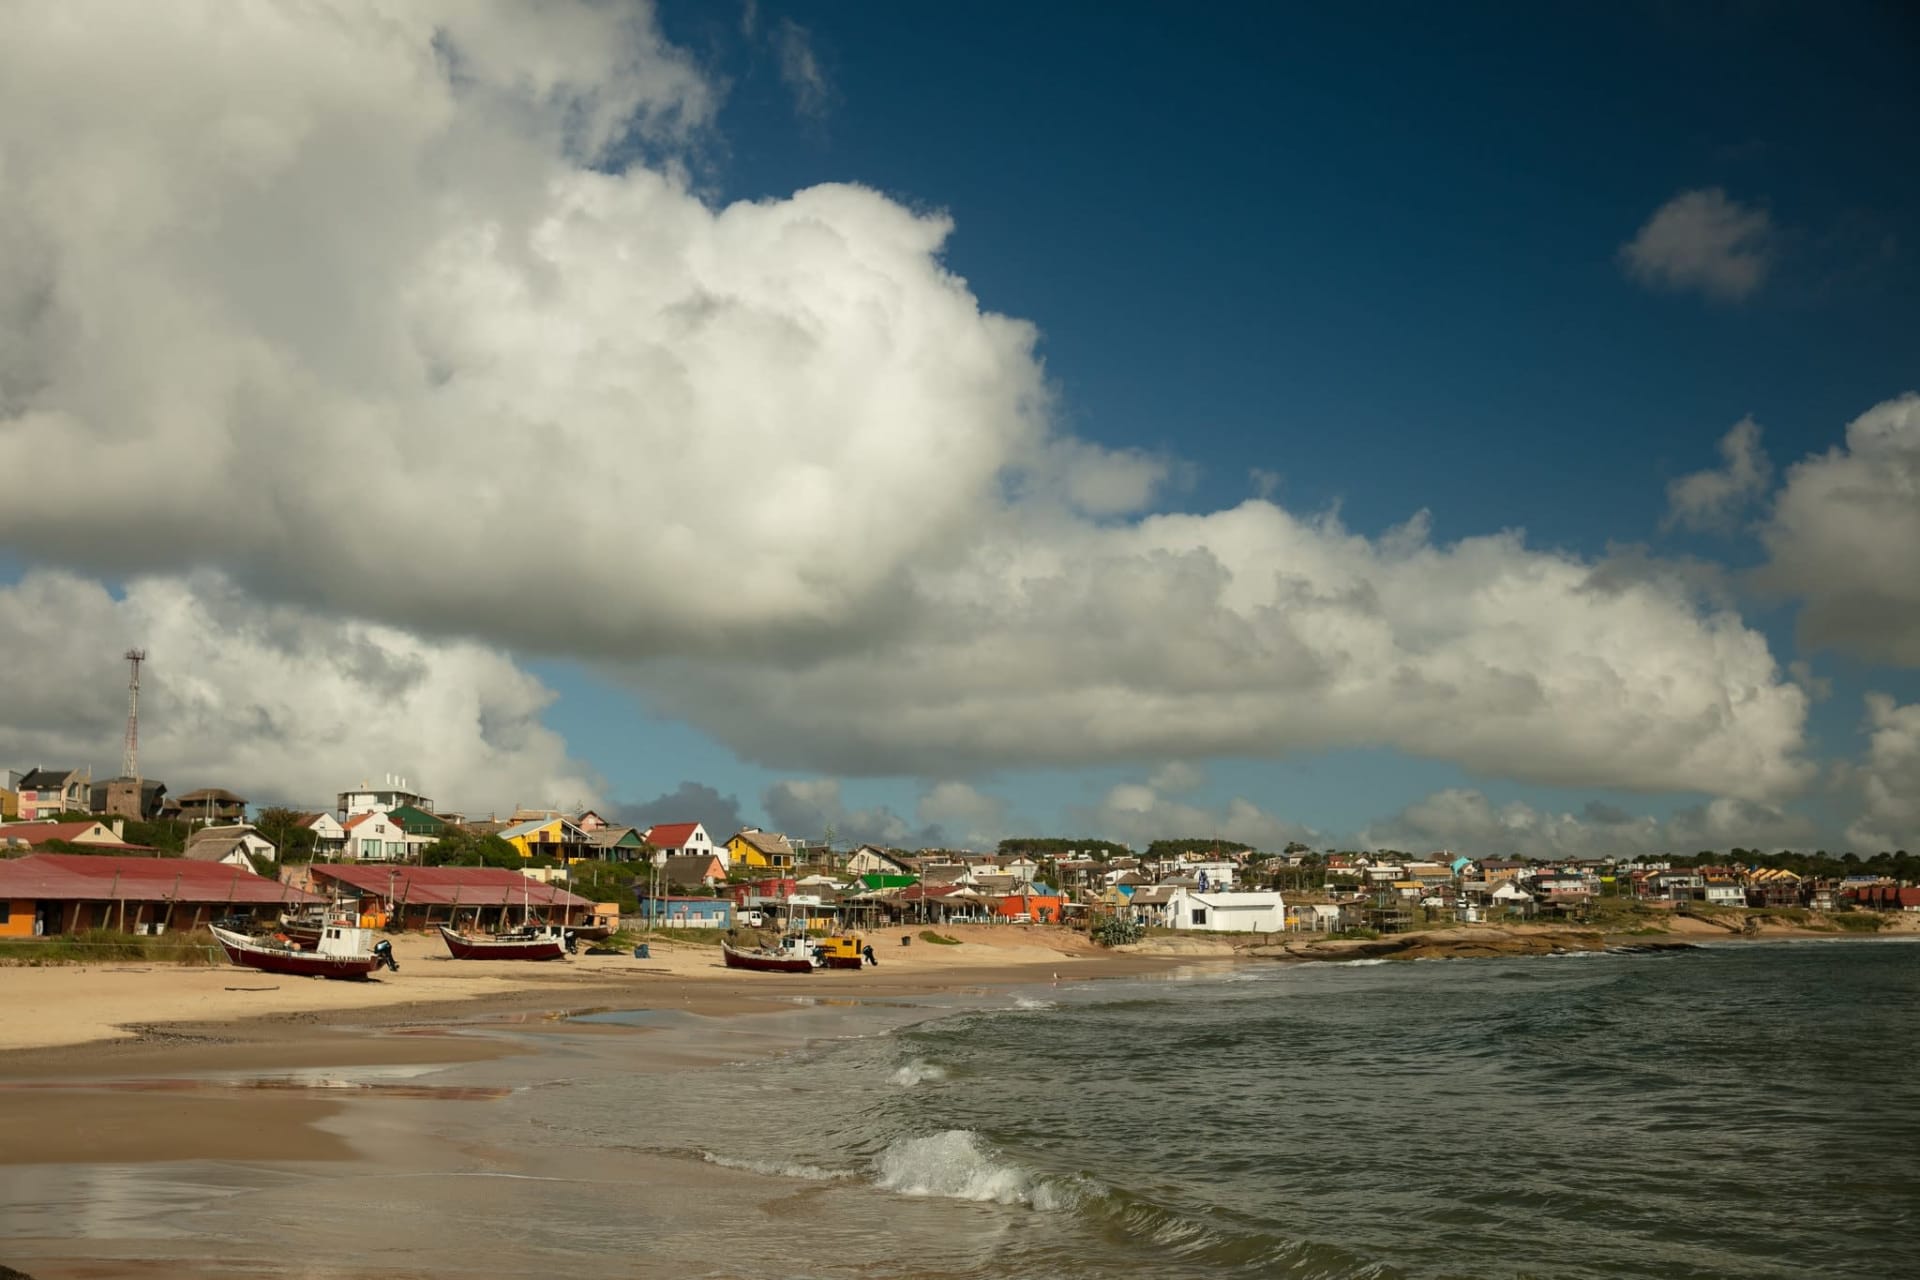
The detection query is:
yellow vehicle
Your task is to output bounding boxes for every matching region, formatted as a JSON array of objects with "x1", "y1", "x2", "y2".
[{"x1": 815, "y1": 934, "x2": 872, "y2": 970}]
